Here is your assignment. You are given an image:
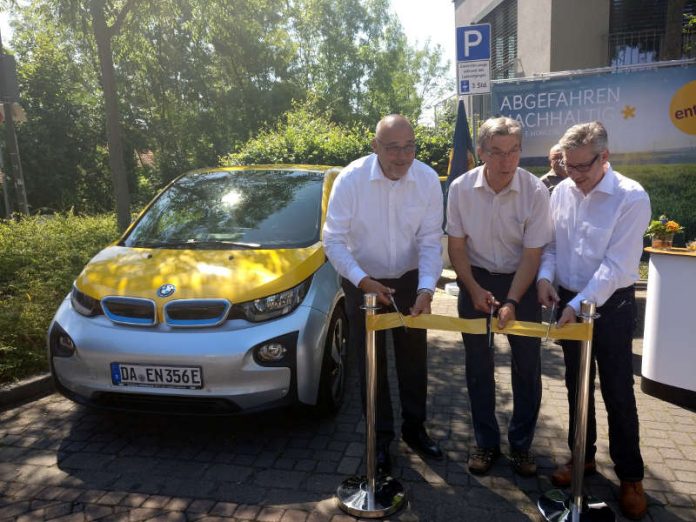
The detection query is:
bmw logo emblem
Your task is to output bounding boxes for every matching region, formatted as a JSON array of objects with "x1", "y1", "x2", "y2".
[{"x1": 157, "y1": 283, "x2": 176, "y2": 298}]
